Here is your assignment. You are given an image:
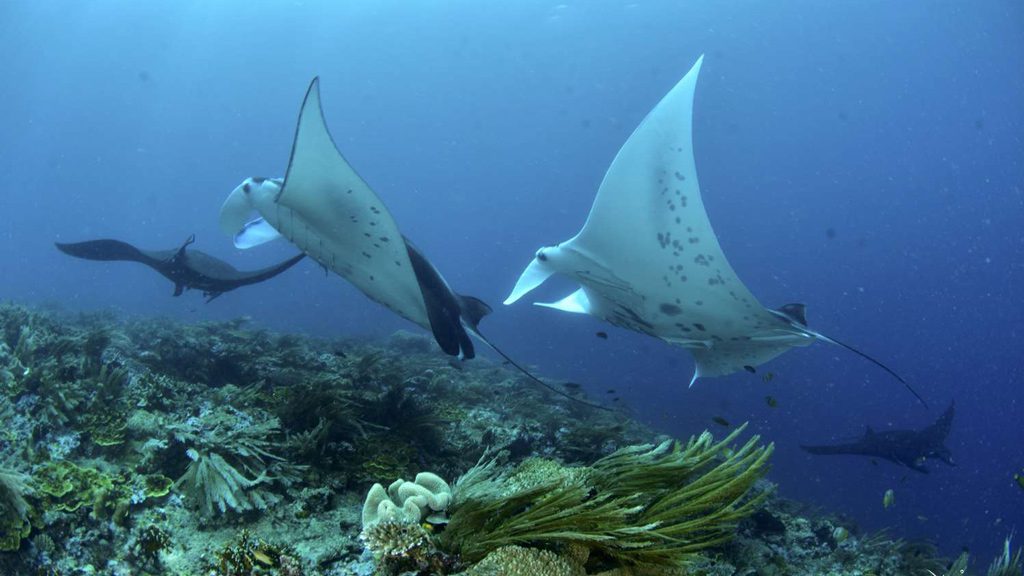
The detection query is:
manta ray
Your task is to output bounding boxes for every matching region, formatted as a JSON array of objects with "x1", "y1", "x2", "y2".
[
  {"x1": 504, "y1": 55, "x2": 926, "y2": 406},
  {"x1": 219, "y1": 78, "x2": 607, "y2": 409},
  {"x1": 56, "y1": 235, "x2": 304, "y2": 302},
  {"x1": 802, "y1": 402, "x2": 955, "y2": 473}
]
